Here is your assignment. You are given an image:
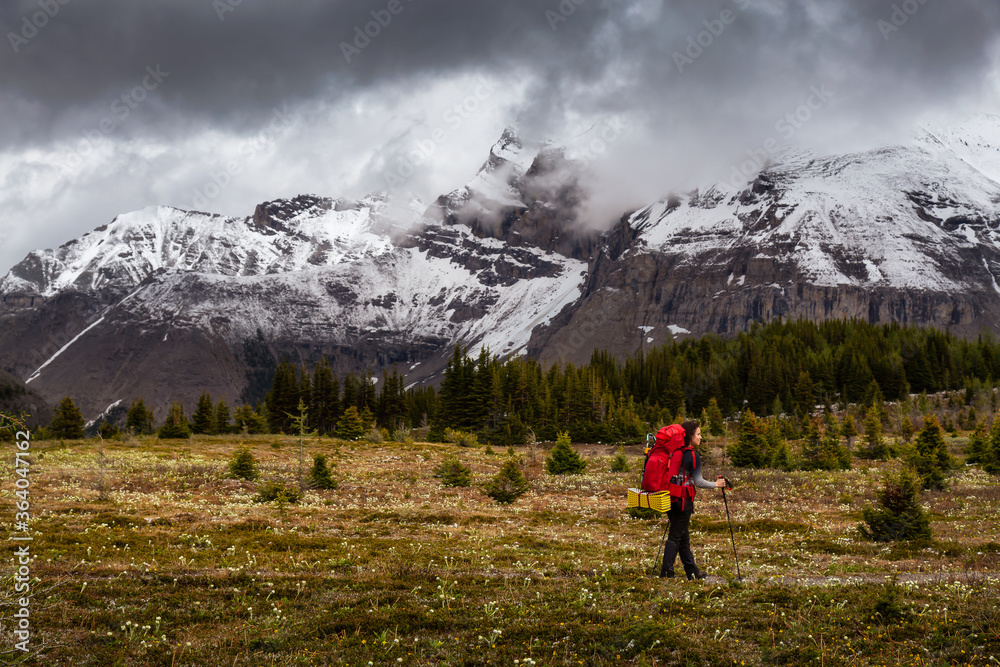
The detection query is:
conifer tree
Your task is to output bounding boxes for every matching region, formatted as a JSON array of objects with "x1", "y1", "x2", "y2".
[
  {"x1": 862, "y1": 379, "x2": 886, "y2": 411},
  {"x1": 158, "y1": 402, "x2": 191, "y2": 439},
  {"x1": 793, "y1": 370, "x2": 816, "y2": 415},
  {"x1": 860, "y1": 468, "x2": 931, "y2": 542},
  {"x1": 359, "y1": 406, "x2": 376, "y2": 432},
  {"x1": 191, "y1": 392, "x2": 215, "y2": 435},
  {"x1": 377, "y1": 366, "x2": 408, "y2": 430},
  {"x1": 308, "y1": 454, "x2": 337, "y2": 489},
  {"x1": 799, "y1": 416, "x2": 823, "y2": 470},
  {"x1": 984, "y1": 431, "x2": 1000, "y2": 475},
  {"x1": 861, "y1": 405, "x2": 889, "y2": 460},
  {"x1": 309, "y1": 357, "x2": 339, "y2": 435},
  {"x1": 910, "y1": 416, "x2": 951, "y2": 490},
  {"x1": 662, "y1": 368, "x2": 685, "y2": 416},
  {"x1": 336, "y1": 405, "x2": 366, "y2": 441},
  {"x1": 341, "y1": 372, "x2": 359, "y2": 413},
  {"x1": 50, "y1": 397, "x2": 85, "y2": 439},
  {"x1": 228, "y1": 447, "x2": 259, "y2": 480},
  {"x1": 840, "y1": 413, "x2": 857, "y2": 450},
  {"x1": 483, "y1": 457, "x2": 530, "y2": 504},
  {"x1": 729, "y1": 409, "x2": 767, "y2": 468},
  {"x1": 546, "y1": 431, "x2": 587, "y2": 475},
  {"x1": 433, "y1": 457, "x2": 472, "y2": 487},
  {"x1": 215, "y1": 399, "x2": 232, "y2": 435},
  {"x1": 234, "y1": 405, "x2": 267, "y2": 434},
  {"x1": 267, "y1": 361, "x2": 299, "y2": 433},
  {"x1": 900, "y1": 414, "x2": 915, "y2": 444},
  {"x1": 358, "y1": 369, "x2": 378, "y2": 413},
  {"x1": 769, "y1": 439, "x2": 794, "y2": 471},
  {"x1": 707, "y1": 398, "x2": 725, "y2": 436},
  {"x1": 963, "y1": 419, "x2": 989, "y2": 464},
  {"x1": 125, "y1": 398, "x2": 155, "y2": 435}
]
